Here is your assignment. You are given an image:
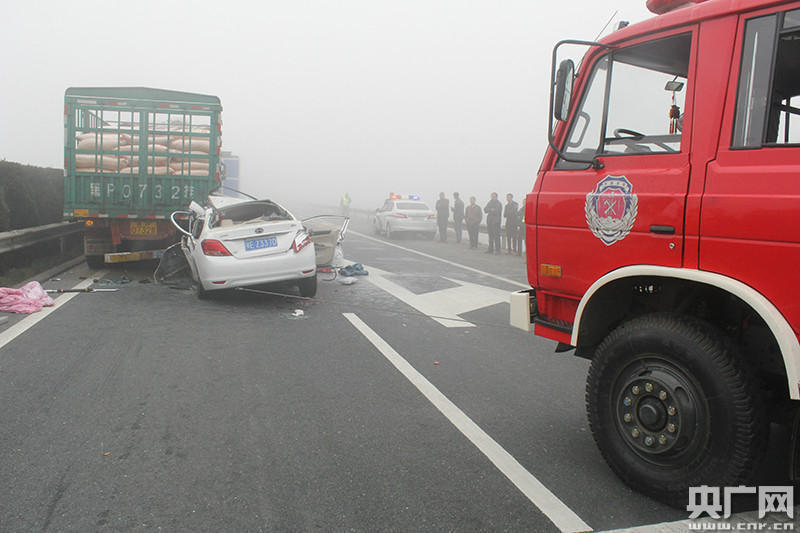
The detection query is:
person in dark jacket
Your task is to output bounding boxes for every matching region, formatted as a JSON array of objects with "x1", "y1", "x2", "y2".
[
  {"x1": 484, "y1": 192, "x2": 502, "y2": 254},
  {"x1": 435, "y1": 192, "x2": 449, "y2": 242},
  {"x1": 451, "y1": 192, "x2": 465, "y2": 244},
  {"x1": 504, "y1": 193, "x2": 520, "y2": 254},
  {"x1": 464, "y1": 196, "x2": 482, "y2": 249},
  {"x1": 515, "y1": 197, "x2": 526, "y2": 255}
]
